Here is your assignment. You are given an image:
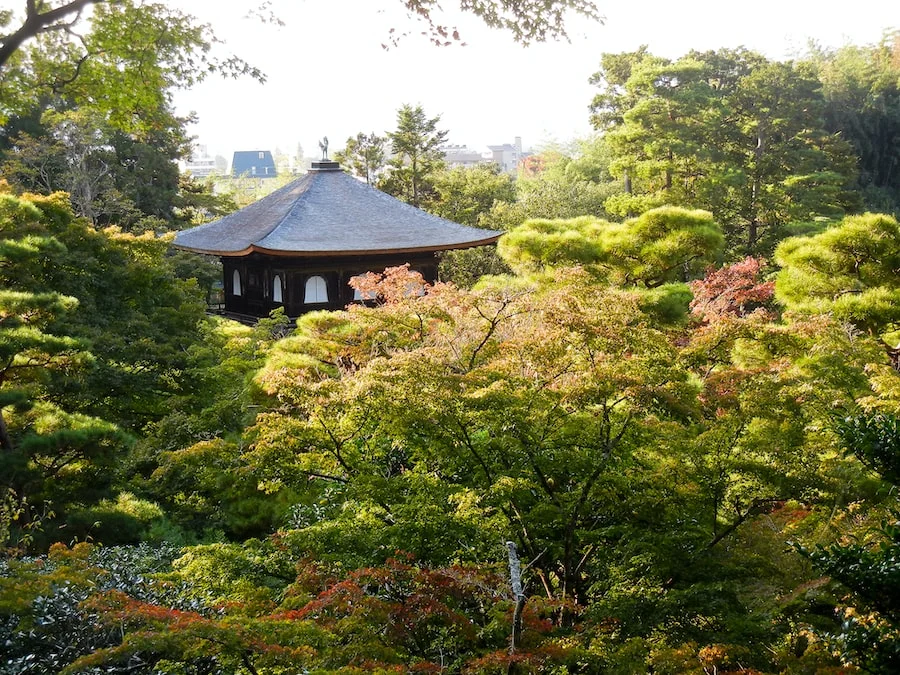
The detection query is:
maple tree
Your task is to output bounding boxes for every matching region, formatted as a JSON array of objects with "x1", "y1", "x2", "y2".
[{"x1": 689, "y1": 257, "x2": 775, "y2": 322}]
